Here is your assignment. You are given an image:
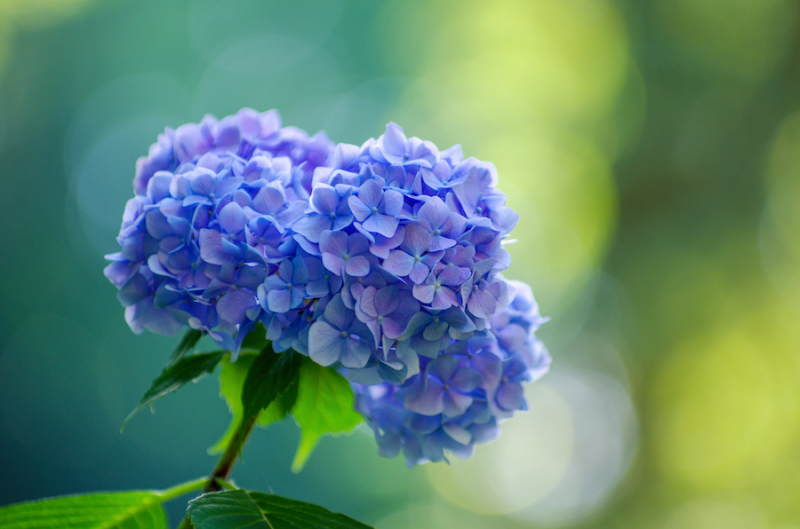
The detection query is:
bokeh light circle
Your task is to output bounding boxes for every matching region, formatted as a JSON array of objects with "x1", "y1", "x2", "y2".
[
  {"x1": 375, "y1": 502, "x2": 495, "y2": 529},
  {"x1": 426, "y1": 368, "x2": 637, "y2": 524},
  {"x1": 484, "y1": 133, "x2": 618, "y2": 313},
  {"x1": 426, "y1": 380, "x2": 574, "y2": 515},
  {"x1": 64, "y1": 72, "x2": 190, "y2": 177},
  {"x1": 651, "y1": 324, "x2": 800, "y2": 489},
  {"x1": 515, "y1": 369, "x2": 637, "y2": 525},
  {"x1": 379, "y1": 0, "x2": 629, "y2": 125},
  {"x1": 64, "y1": 73, "x2": 189, "y2": 258},
  {"x1": 760, "y1": 174, "x2": 800, "y2": 310},
  {"x1": 71, "y1": 116, "x2": 183, "y2": 257},
  {"x1": 760, "y1": 110, "x2": 800, "y2": 310}
]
